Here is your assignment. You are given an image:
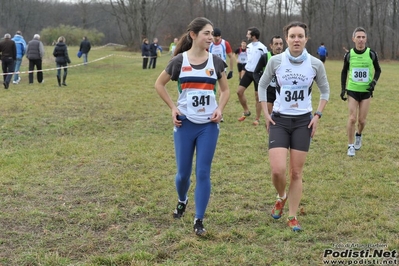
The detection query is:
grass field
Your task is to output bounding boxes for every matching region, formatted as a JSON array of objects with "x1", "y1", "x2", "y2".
[{"x1": 0, "y1": 46, "x2": 398, "y2": 266}]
